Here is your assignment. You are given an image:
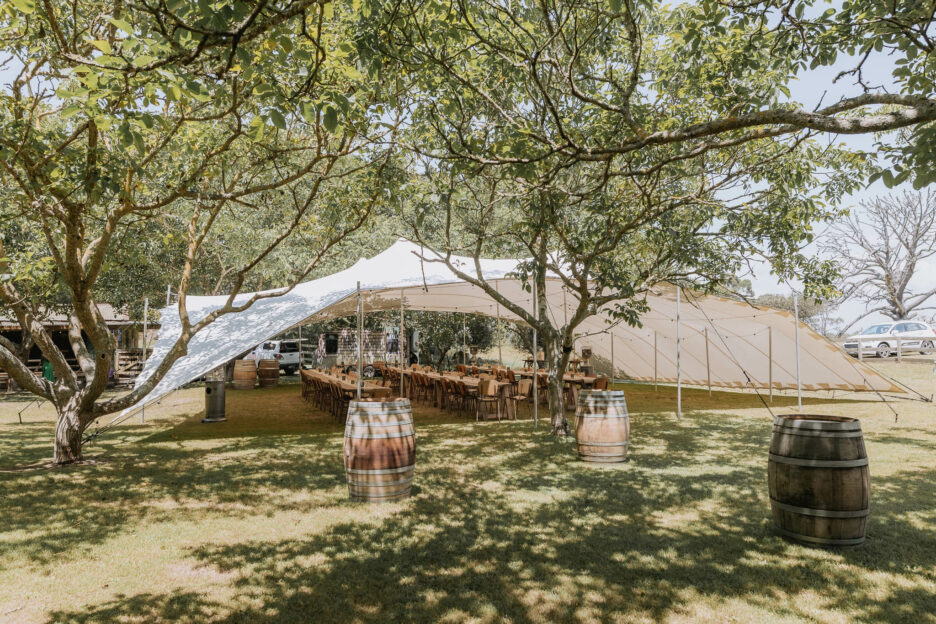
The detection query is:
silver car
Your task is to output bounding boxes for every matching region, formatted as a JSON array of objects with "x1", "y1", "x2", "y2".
[{"x1": 843, "y1": 321, "x2": 936, "y2": 358}]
